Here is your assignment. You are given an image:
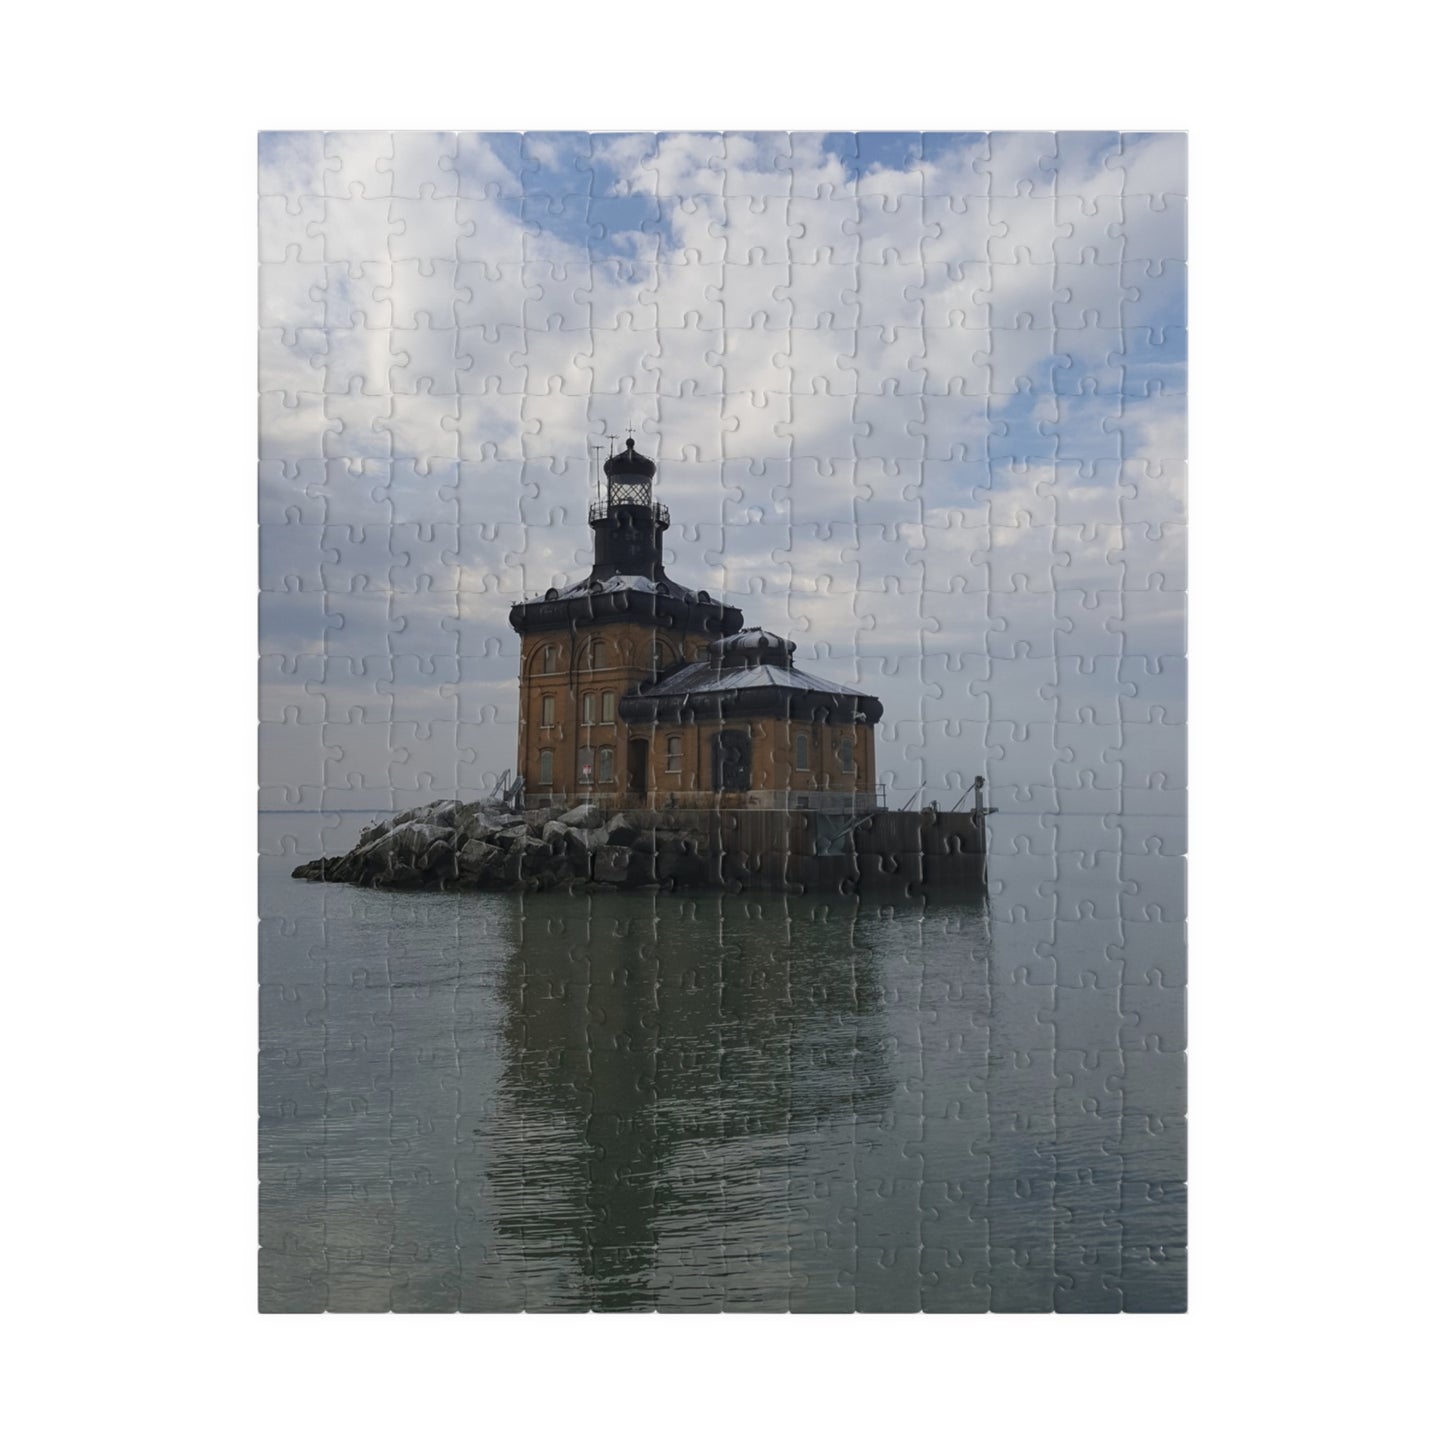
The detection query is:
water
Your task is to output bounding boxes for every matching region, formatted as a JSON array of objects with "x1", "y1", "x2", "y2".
[{"x1": 260, "y1": 815, "x2": 1185, "y2": 1311}]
